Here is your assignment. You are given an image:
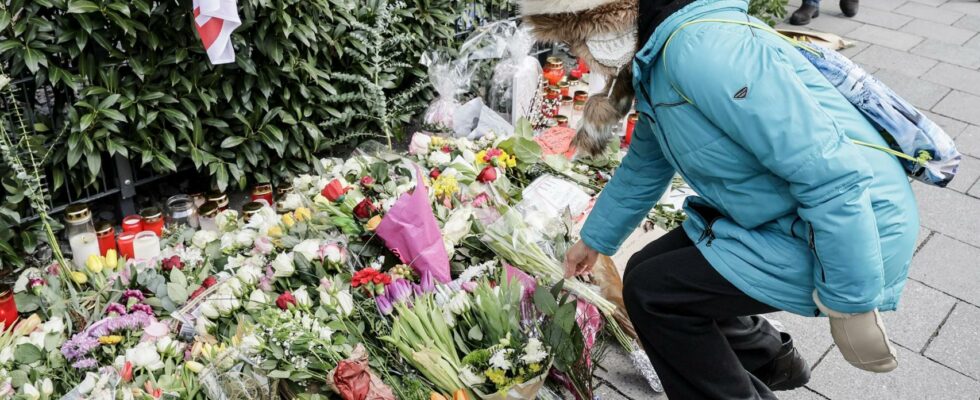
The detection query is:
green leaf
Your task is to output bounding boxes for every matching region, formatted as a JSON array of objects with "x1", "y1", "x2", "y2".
[
  {"x1": 533, "y1": 286, "x2": 558, "y2": 316},
  {"x1": 14, "y1": 343, "x2": 42, "y2": 364},
  {"x1": 167, "y1": 282, "x2": 188, "y2": 304},
  {"x1": 67, "y1": 0, "x2": 101, "y2": 13},
  {"x1": 268, "y1": 370, "x2": 292, "y2": 379},
  {"x1": 23, "y1": 48, "x2": 44, "y2": 73},
  {"x1": 170, "y1": 268, "x2": 187, "y2": 287},
  {"x1": 20, "y1": 231, "x2": 37, "y2": 253},
  {"x1": 220, "y1": 136, "x2": 245, "y2": 148},
  {"x1": 101, "y1": 109, "x2": 126, "y2": 122},
  {"x1": 0, "y1": 40, "x2": 21, "y2": 53},
  {"x1": 467, "y1": 325, "x2": 483, "y2": 341}
]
